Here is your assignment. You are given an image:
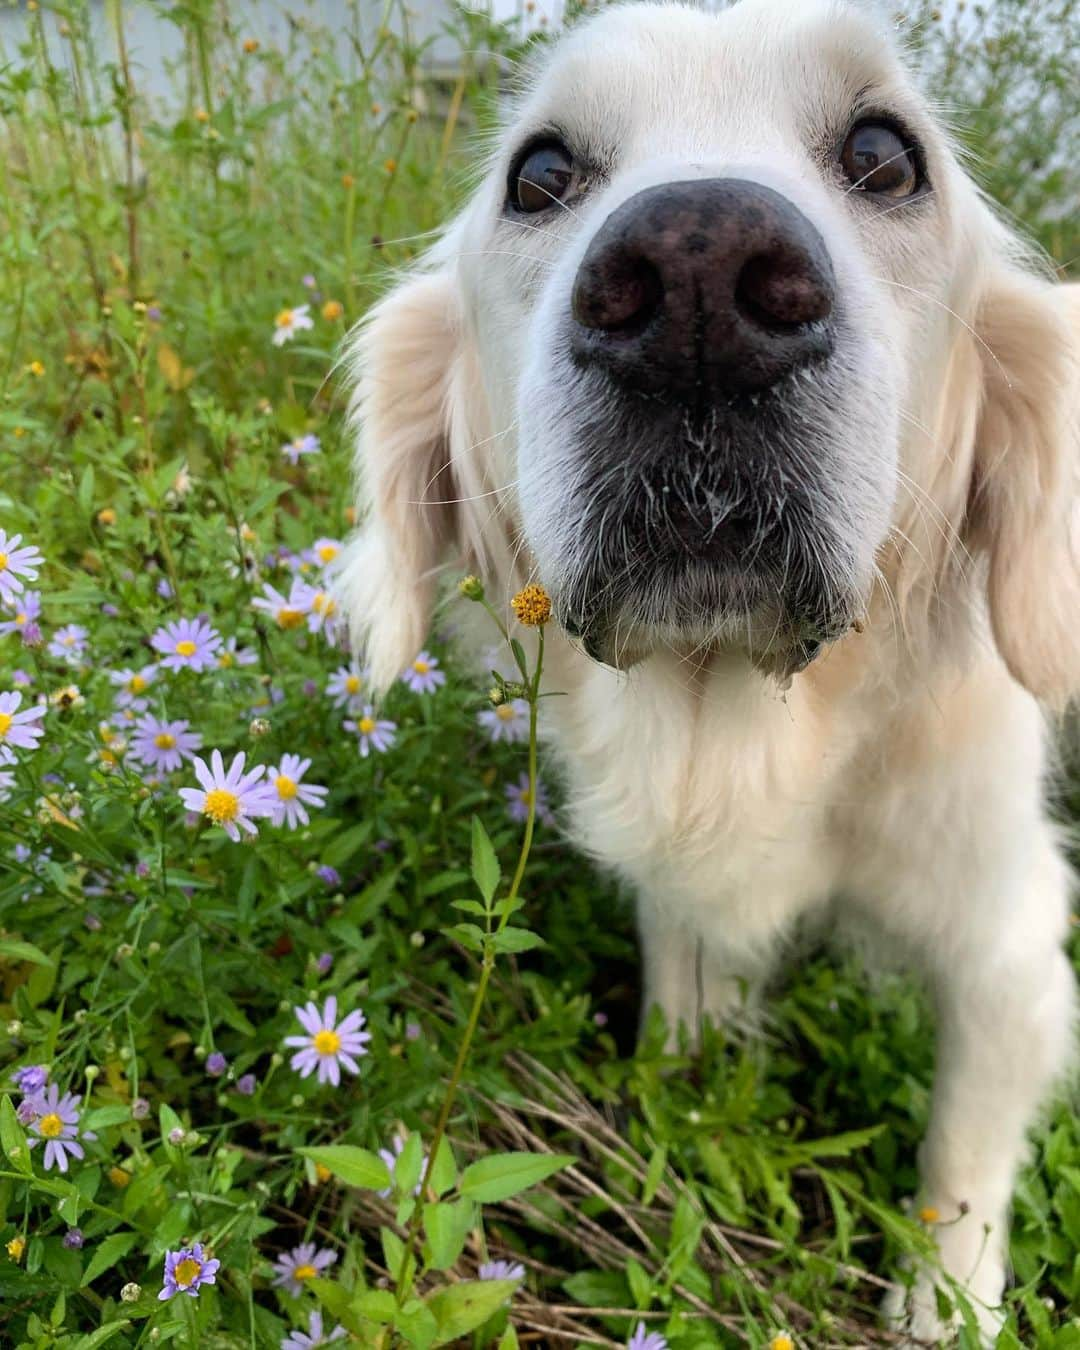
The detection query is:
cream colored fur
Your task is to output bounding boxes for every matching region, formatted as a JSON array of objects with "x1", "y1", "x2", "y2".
[{"x1": 335, "y1": 2, "x2": 1080, "y2": 1341}]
